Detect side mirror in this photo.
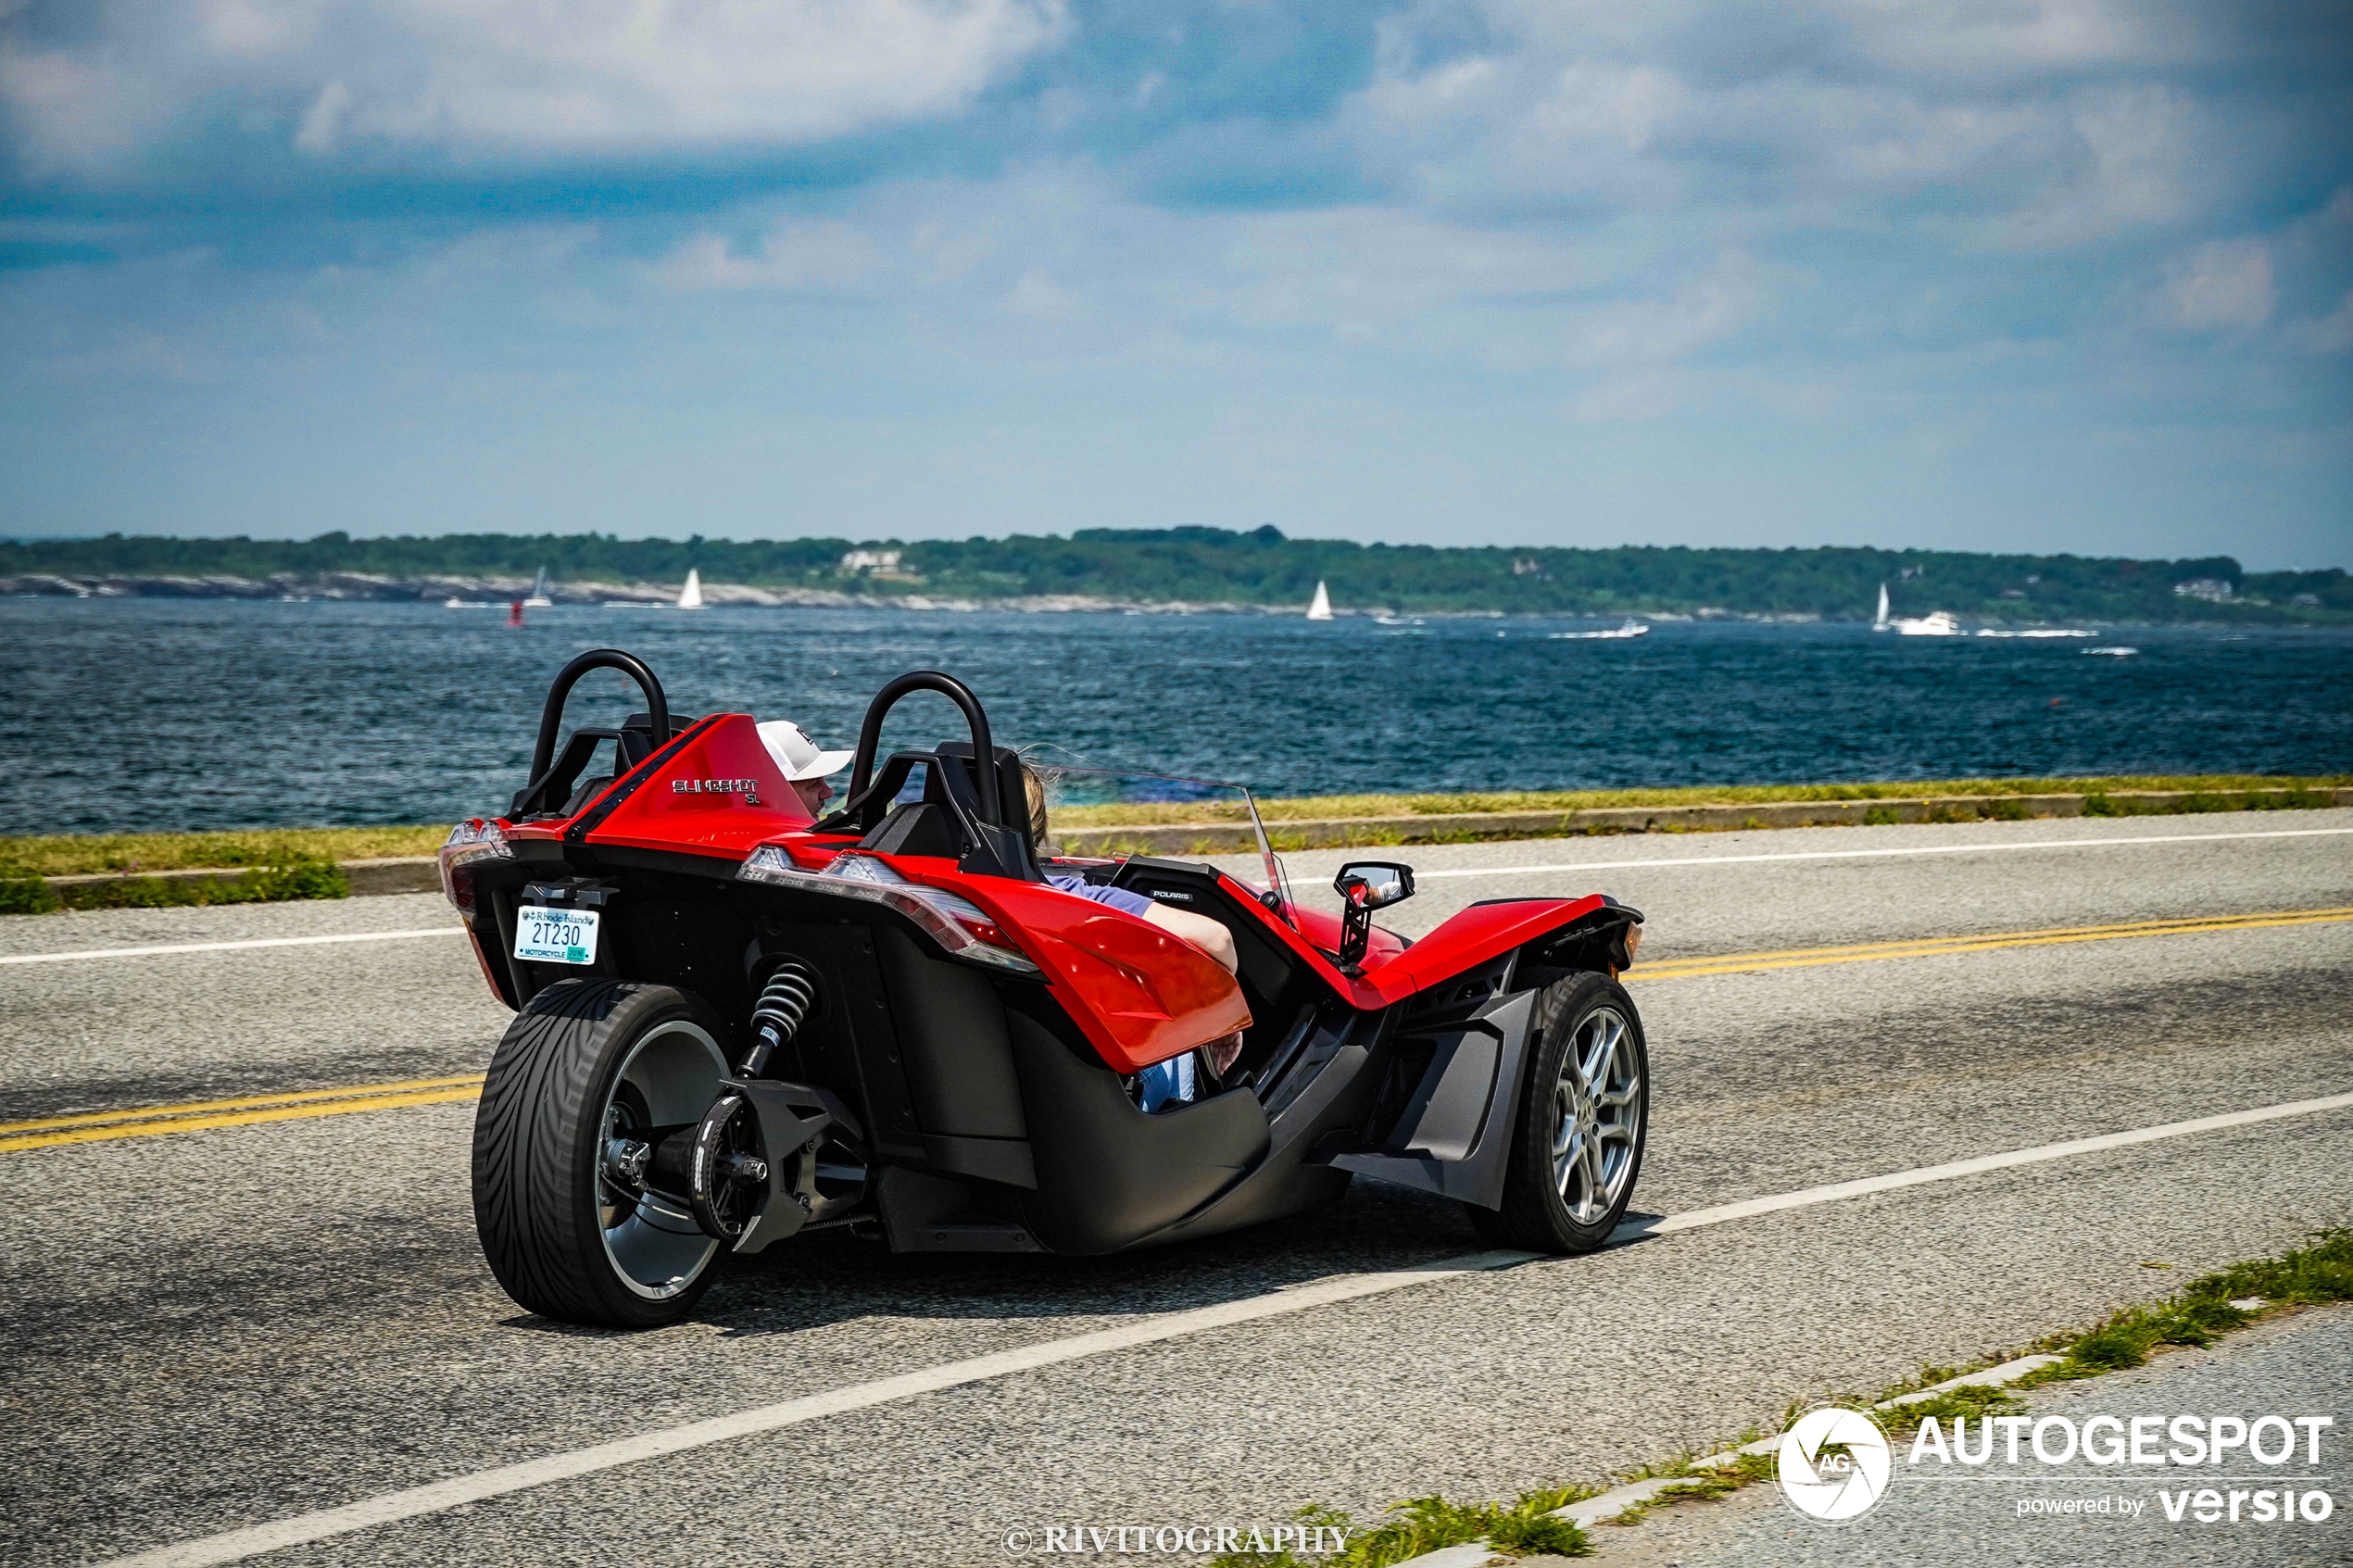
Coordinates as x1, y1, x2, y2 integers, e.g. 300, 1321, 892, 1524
1335, 861, 1415, 909
1334, 860, 1415, 969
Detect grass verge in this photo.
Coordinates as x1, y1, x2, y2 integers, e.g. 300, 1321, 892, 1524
1208, 1490, 1596, 1568
0, 826, 447, 879
0, 772, 2342, 878
1214, 1229, 2353, 1565
1053, 774, 2347, 829
0, 854, 347, 915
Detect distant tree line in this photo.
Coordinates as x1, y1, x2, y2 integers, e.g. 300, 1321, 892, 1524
3, 527, 2347, 623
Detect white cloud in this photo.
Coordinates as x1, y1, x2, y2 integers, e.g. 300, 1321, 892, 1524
201, 0, 325, 58
1337, 0, 2237, 257
0, 44, 175, 176
650, 168, 1756, 392
2287, 289, 2353, 357
2, 0, 1065, 171
658, 220, 886, 292
2150, 238, 2275, 333
294, 78, 350, 153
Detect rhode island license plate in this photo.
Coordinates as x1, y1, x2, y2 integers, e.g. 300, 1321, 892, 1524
513, 906, 599, 965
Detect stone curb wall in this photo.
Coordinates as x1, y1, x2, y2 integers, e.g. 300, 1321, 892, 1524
41, 856, 441, 897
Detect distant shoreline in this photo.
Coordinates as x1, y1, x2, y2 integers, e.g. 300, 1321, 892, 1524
6, 528, 2347, 626
6, 576, 2347, 632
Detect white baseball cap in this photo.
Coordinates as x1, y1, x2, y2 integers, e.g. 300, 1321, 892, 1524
757, 720, 856, 782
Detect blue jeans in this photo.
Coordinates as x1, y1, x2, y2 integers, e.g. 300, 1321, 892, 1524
1135, 1051, 1197, 1113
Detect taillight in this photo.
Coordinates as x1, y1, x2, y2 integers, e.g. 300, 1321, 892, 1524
438, 819, 514, 924
736, 847, 1041, 976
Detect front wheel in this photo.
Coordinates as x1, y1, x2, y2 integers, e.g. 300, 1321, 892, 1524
1468, 972, 1648, 1252
472, 979, 735, 1328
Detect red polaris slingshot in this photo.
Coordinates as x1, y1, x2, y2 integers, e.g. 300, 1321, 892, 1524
446, 651, 1650, 1328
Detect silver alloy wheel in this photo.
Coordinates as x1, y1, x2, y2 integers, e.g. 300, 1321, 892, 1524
1552, 1004, 1642, 1225
597, 1018, 727, 1299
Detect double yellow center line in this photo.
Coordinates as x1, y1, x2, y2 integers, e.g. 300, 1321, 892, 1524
4, 906, 2345, 1156
1630, 906, 2353, 983
0, 1075, 485, 1155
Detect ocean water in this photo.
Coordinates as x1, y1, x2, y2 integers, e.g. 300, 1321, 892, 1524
2, 598, 2347, 836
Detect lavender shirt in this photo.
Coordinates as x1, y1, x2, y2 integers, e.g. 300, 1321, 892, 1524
1046, 873, 1155, 919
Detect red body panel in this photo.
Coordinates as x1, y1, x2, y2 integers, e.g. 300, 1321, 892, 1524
1365, 895, 1609, 995
1225, 883, 1604, 1008
940, 872, 1252, 1073
582, 714, 817, 856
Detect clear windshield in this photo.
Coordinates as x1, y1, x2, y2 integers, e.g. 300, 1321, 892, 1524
1030, 764, 1294, 920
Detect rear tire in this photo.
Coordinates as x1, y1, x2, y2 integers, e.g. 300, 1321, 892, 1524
1466, 972, 1647, 1253
472, 979, 735, 1328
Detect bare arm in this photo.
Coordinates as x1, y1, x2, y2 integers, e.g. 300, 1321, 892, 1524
1141, 903, 1238, 974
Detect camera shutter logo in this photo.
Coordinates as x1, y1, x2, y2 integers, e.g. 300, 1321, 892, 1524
1776, 1406, 1894, 1524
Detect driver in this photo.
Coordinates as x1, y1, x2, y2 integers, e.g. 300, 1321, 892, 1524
1022, 765, 1246, 1109
756, 720, 855, 818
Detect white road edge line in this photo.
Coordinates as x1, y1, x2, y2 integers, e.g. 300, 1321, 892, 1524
96, 1089, 2353, 1568
1632, 1091, 2353, 1237
1410, 825, 2353, 880
0, 928, 463, 966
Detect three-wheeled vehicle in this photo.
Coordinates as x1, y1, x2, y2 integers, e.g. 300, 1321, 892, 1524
447, 652, 1649, 1327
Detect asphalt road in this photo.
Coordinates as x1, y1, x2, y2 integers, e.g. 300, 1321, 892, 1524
2, 809, 2348, 1568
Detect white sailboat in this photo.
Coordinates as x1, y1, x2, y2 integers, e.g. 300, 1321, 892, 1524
676, 569, 706, 610
1304, 581, 1333, 621
522, 568, 553, 608
1872, 583, 1891, 632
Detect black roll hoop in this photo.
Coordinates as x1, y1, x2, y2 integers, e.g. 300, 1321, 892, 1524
816, 670, 1037, 880
511, 649, 670, 817
840, 670, 1003, 826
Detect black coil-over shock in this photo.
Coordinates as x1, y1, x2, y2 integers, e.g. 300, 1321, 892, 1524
739, 957, 819, 1076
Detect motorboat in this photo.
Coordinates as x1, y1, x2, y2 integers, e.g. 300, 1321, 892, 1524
1550, 620, 1651, 640
1893, 610, 1963, 636
1974, 628, 2095, 638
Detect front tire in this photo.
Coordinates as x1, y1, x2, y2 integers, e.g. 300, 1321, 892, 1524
1468, 972, 1648, 1252
472, 979, 735, 1328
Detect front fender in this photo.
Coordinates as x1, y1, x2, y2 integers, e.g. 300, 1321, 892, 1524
1363, 894, 1635, 993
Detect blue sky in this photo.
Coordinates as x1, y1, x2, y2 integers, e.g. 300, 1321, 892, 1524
2, 0, 2348, 568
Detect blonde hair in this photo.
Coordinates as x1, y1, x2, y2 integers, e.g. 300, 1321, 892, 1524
1021, 763, 1050, 847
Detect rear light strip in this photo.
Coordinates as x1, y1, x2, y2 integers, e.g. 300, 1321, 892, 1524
736, 847, 1041, 976
438, 820, 515, 923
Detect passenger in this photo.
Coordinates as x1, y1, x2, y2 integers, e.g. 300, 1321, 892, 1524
1022, 766, 1246, 1110
756, 720, 855, 818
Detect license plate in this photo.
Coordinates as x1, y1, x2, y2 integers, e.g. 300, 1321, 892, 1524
514, 906, 599, 965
